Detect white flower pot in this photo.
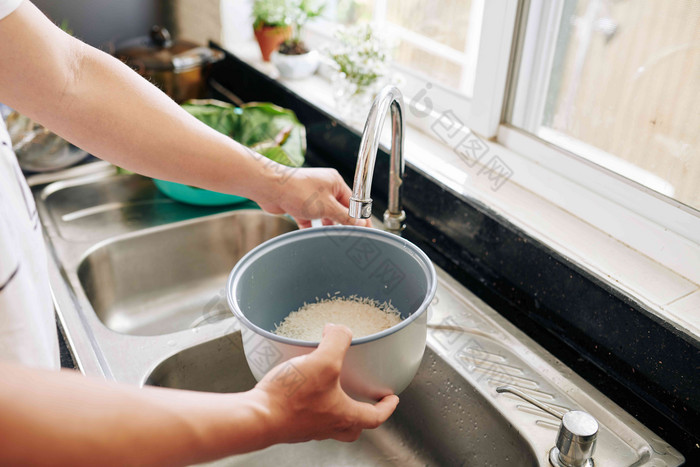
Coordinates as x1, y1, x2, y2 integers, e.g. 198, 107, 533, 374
271, 49, 320, 80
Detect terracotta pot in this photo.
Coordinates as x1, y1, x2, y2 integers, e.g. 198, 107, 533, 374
254, 25, 292, 62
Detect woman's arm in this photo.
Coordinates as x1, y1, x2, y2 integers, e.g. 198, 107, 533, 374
0, 325, 398, 466
0, 1, 367, 227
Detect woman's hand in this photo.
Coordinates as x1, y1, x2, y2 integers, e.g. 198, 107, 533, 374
256, 167, 372, 228
250, 324, 399, 444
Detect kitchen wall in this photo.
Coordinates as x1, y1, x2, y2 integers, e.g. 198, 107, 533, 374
32, 0, 162, 49
163, 0, 222, 46
32, 0, 222, 49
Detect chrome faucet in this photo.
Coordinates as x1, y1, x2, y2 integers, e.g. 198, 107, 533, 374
348, 85, 406, 234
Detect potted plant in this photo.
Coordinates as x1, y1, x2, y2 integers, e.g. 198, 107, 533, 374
270, 0, 325, 79
252, 0, 295, 61
326, 23, 393, 124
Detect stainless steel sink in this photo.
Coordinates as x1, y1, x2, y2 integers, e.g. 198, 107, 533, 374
30, 167, 299, 383
147, 333, 538, 466
77, 211, 296, 336
30, 164, 684, 466
42, 172, 240, 243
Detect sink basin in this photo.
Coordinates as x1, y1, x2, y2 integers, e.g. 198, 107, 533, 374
77, 210, 297, 336
146, 333, 538, 467
43, 174, 245, 243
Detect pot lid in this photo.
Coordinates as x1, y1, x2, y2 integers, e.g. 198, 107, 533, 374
114, 26, 223, 72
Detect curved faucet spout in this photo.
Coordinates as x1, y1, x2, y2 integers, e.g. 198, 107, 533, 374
348, 85, 406, 234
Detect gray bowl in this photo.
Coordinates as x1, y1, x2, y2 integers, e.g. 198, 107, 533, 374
227, 226, 437, 401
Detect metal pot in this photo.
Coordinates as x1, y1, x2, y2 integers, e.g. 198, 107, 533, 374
5, 111, 88, 172
227, 226, 437, 402
114, 26, 224, 103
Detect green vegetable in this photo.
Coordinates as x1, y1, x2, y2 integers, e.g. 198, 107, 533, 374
181, 99, 306, 168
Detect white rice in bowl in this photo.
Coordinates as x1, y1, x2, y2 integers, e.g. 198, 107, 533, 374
273, 295, 402, 342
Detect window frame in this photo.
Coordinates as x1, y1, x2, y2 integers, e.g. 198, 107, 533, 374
499, 0, 700, 275
497, 124, 700, 284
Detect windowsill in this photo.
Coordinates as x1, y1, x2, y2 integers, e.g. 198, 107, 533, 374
223, 40, 700, 341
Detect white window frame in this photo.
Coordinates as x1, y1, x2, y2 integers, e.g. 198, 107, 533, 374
497, 125, 700, 283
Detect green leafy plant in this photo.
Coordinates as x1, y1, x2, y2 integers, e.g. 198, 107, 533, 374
326, 23, 390, 93
254, 0, 325, 53
182, 99, 306, 167
281, 0, 325, 53
252, 0, 297, 30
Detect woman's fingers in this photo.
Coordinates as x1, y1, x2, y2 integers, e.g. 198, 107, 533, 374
351, 395, 400, 429
294, 195, 360, 228
314, 324, 352, 369
335, 177, 353, 208
326, 198, 369, 226
331, 173, 373, 227
315, 325, 399, 429
331, 427, 363, 443
294, 217, 312, 229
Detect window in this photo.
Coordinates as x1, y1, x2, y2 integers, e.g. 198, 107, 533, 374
309, 0, 517, 136
324, 0, 482, 95
508, 0, 700, 212
314, 0, 699, 218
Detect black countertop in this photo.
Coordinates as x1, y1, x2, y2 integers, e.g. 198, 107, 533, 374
56, 317, 76, 370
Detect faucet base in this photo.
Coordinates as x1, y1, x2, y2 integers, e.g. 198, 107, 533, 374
550, 447, 594, 467
383, 210, 406, 234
